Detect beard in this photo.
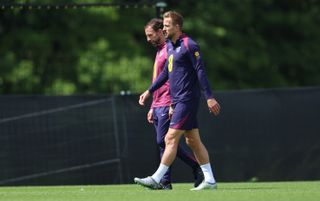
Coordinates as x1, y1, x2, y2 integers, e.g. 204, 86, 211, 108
150, 37, 161, 47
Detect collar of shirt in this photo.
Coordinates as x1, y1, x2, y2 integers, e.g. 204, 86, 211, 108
157, 42, 166, 51
179, 33, 187, 40
170, 33, 187, 47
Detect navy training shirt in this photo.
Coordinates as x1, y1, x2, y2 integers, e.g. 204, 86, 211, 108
149, 34, 214, 104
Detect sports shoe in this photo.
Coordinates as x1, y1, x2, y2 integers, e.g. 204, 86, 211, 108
160, 182, 173, 190
159, 179, 173, 190
193, 167, 204, 187
134, 176, 162, 190
190, 181, 217, 191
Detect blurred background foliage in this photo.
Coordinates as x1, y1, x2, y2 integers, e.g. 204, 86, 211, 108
0, 0, 319, 95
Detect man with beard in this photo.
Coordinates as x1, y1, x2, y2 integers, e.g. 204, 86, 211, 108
142, 18, 203, 190
135, 11, 220, 190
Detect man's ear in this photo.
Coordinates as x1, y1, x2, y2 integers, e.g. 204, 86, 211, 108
175, 24, 181, 31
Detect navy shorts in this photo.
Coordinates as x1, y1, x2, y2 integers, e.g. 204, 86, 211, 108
170, 98, 199, 130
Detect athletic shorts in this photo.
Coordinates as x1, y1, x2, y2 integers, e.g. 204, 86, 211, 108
169, 98, 199, 130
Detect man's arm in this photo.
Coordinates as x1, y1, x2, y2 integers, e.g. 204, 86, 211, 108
188, 41, 220, 116
188, 42, 214, 100
148, 62, 169, 94
139, 62, 169, 106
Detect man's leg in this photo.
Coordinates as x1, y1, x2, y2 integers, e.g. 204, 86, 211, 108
154, 128, 184, 178
156, 106, 202, 187
134, 128, 184, 189
176, 145, 198, 167
176, 145, 203, 187
185, 129, 217, 190
184, 129, 210, 164
154, 106, 172, 189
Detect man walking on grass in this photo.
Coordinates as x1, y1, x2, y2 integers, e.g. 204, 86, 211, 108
143, 18, 204, 190
135, 11, 220, 191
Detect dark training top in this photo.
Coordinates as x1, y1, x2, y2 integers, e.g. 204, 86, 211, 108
149, 34, 214, 104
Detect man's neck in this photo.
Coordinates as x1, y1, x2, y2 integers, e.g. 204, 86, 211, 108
171, 32, 183, 44
157, 39, 166, 49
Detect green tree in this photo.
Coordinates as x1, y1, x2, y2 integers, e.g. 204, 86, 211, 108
0, 0, 319, 95
167, 0, 320, 89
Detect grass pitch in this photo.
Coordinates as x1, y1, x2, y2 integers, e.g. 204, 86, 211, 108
0, 181, 319, 201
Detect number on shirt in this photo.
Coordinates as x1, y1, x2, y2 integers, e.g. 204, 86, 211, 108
168, 54, 173, 72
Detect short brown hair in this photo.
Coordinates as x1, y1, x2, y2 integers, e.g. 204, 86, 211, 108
145, 18, 163, 31
163, 11, 183, 29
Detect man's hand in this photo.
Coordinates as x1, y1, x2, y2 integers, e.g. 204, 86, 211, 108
207, 98, 220, 116
147, 109, 154, 123
139, 90, 151, 106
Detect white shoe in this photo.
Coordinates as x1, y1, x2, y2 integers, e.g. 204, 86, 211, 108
134, 176, 162, 190
190, 181, 217, 191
